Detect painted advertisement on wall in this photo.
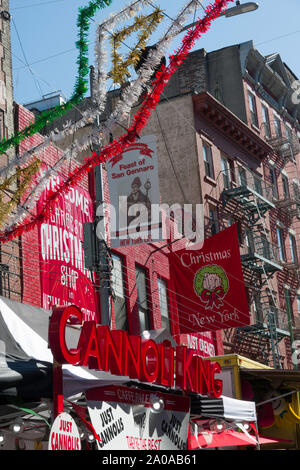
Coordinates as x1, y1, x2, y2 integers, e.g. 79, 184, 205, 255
38, 166, 98, 322
106, 135, 161, 248
169, 224, 250, 333
86, 385, 190, 450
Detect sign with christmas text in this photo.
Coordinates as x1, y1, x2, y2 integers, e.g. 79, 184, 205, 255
169, 225, 250, 333
38, 166, 98, 322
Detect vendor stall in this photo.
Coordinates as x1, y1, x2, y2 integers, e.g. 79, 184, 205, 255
0, 297, 273, 451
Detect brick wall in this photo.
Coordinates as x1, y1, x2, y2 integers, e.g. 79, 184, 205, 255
17, 104, 90, 308
0, 1, 21, 302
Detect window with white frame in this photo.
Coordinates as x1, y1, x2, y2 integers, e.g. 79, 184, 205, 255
157, 277, 170, 331
289, 233, 298, 263
208, 205, 219, 236
248, 92, 258, 127
282, 174, 289, 199
135, 265, 150, 333
276, 226, 286, 262
269, 165, 278, 198
296, 295, 300, 318
202, 141, 214, 179
274, 115, 282, 137
221, 155, 234, 190
111, 254, 128, 330
262, 104, 271, 138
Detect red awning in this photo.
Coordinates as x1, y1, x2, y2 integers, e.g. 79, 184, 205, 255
188, 430, 290, 449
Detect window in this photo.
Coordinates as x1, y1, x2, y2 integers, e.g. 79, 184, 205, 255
248, 92, 258, 127
289, 233, 298, 263
157, 278, 170, 331
202, 142, 214, 179
269, 166, 278, 198
221, 155, 234, 190
274, 116, 282, 137
276, 227, 286, 262
284, 288, 293, 332
238, 166, 247, 186
282, 174, 289, 199
296, 295, 300, 318
0, 264, 10, 298
253, 292, 263, 323
111, 254, 128, 330
262, 104, 271, 138
0, 111, 5, 141
135, 265, 150, 333
208, 206, 219, 236
285, 124, 292, 143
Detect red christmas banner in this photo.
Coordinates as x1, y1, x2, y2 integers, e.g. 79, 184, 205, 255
169, 224, 250, 333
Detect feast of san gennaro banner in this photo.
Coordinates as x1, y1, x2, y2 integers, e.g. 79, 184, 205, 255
86, 385, 190, 451
106, 135, 161, 248
38, 166, 98, 322
169, 224, 250, 333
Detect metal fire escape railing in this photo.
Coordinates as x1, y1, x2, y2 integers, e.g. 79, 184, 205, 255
272, 179, 300, 222
264, 125, 300, 162
221, 167, 287, 368
221, 166, 275, 225
240, 233, 283, 275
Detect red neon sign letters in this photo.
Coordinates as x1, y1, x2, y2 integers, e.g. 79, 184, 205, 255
48, 305, 223, 398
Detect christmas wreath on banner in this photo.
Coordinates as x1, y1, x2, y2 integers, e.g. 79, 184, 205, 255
0, 0, 233, 242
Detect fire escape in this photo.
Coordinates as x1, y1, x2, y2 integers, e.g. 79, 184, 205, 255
221, 164, 288, 368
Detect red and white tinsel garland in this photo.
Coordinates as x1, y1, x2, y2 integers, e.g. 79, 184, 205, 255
0, 0, 232, 243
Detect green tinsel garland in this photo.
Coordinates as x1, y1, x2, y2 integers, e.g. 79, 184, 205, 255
0, 0, 112, 156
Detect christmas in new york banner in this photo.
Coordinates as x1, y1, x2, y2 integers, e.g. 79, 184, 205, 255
169, 224, 250, 333
38, 166, 98, 322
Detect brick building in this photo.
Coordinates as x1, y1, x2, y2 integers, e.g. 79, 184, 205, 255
140, 41, 300, 369
37, 40, 300, 369
0, 1, 20, 302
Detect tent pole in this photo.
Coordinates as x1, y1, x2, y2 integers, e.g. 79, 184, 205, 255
53, 360, 64, 419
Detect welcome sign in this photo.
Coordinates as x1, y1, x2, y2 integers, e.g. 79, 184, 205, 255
38, 166, 98, 322
169, 225, 250, 333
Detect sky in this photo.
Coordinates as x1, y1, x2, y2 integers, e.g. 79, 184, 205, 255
9, 0, 300, 106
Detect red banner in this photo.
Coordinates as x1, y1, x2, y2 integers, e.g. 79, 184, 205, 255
38, 170, 98, 322
169, 225, 250, 333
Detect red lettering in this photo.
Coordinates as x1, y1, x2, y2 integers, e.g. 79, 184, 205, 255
98, 326, 124, 375
141, 340, 159, 383
175, 347, 198, 392
48, 305, 82, 364
198, 359, 211, 395
48, 306, 223, 395
79, 322, 102, 369
122, 332, 141, 379
158, 344, 174, 387
210, 362, 223, 398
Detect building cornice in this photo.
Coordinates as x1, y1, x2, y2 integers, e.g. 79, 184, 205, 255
193, 92, 273, 160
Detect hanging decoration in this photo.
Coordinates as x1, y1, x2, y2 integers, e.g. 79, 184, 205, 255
1, 0, 202, 226
0, 0, 112, 156
109, 8, 164, 85
0, 159, 41, 229
0, 0, 232, 242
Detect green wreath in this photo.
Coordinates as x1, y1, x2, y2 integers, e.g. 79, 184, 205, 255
194, 264, 229, 298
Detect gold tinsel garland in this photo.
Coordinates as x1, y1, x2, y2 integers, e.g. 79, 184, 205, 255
0, 159, 41, 229
110, 8, 164, 85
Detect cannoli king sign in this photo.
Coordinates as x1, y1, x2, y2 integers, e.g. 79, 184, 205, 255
48, 305, 223, 398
